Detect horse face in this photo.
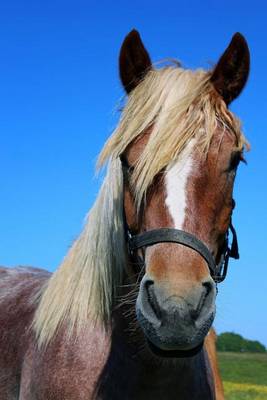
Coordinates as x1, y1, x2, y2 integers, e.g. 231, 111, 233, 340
123, 124, 244, 352
119, 30, 249, 353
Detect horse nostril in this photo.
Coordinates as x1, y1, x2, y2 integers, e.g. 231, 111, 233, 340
202, 280, 213, 297
190, 280, 214, 321
144, 279, 161, 321
144, 279, 154, 300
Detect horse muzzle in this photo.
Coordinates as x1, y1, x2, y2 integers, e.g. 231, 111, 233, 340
136, 273, 216, 354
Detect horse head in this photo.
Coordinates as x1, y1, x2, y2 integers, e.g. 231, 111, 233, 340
115, 30, 250, 354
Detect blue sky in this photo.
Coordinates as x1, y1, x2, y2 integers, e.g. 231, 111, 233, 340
0, 1, 266, 346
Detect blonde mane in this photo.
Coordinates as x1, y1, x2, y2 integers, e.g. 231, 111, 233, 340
99, 66, 247, 208
34, 65, 247, 345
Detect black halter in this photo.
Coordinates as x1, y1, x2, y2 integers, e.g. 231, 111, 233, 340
121, 156, 239, 283
127, 222, 239, 283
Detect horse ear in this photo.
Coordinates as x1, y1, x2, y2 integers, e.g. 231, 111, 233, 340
211, 33, 250, 104
119, 30, 152, 94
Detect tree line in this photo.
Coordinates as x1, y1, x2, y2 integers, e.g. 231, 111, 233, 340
216, 332, 266, 353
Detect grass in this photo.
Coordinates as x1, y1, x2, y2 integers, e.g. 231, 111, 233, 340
218, 352, 267, 400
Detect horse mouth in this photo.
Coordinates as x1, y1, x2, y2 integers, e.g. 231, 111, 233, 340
146, 338, 204, 358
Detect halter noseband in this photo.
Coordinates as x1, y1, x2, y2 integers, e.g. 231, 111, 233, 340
127, 223, 239, 283
121, 156, 239, 283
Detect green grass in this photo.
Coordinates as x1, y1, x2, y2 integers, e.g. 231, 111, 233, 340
218, 352, 267, 399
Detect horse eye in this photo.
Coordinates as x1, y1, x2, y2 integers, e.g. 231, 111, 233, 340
228, 151, 244, 172
120, 155, 134, 176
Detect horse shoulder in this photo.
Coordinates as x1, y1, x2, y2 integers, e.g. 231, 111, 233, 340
0, 266, 50, 400
20, 324, 111, 400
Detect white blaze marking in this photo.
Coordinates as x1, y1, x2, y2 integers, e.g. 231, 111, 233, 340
165, 142, 194, 229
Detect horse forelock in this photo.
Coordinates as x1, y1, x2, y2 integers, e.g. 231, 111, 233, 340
99, 65, 248, 210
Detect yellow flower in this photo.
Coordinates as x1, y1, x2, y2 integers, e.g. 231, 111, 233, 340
224, 381, 267, 399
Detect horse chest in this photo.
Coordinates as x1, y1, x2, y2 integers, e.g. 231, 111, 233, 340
95, 346, 215, 400
96, 366, 214, 400
19, 334, 214, 400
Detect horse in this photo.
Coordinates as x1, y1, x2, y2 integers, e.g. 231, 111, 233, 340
0, 30, 250, 399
